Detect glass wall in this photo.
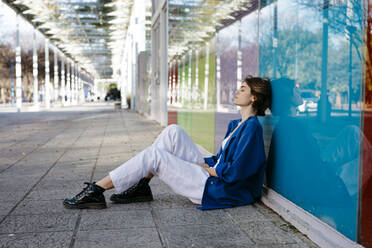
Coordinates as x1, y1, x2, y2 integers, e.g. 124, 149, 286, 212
262, 0, 363, 241
167, 0, 369, 244
168, 41, 216, 152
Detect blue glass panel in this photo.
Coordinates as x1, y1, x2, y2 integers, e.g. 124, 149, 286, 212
260, 0, 363, 240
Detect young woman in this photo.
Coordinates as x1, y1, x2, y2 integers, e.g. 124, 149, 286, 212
63, 76, 272, 210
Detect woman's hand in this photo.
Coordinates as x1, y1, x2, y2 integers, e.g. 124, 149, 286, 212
205, 167, 218, 177
200, 163, 209, 169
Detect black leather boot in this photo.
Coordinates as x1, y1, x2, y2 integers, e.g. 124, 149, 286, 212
63, 182, 107, 209
110, 177, 153, 204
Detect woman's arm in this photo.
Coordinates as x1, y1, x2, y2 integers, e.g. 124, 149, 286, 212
215, 123, 265, 183
200, 163, 210, 169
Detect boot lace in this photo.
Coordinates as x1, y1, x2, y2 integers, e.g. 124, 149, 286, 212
74, 182, 93, 200
122, 182, 139, 195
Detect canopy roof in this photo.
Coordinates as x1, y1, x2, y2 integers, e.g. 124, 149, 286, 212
168, 0, 258, 59
4, 0, 136, 79
3, 0, 257, 78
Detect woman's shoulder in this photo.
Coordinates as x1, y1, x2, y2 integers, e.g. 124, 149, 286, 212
243, 116, 261, 132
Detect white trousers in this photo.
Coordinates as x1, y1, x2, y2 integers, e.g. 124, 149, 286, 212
109, 124, 210, 204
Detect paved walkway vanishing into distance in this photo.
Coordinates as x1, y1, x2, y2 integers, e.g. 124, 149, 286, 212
0, 103, 318, 248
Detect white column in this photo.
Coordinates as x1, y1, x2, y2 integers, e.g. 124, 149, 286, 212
181, 55, 186, 105
160, 7, 168, 126
45, 38, 50, 109
15, 15, 22, 112
195, 49, 199, 104
54, 48, 58, 103
73, 63, 76, 104
61, 56, 65, 105
70, 61, 73, 104
77, 65, 80, 103
237, 20, 242, 90
66, 60, 71, 105
121, 58, 128, 108
74, 63, 77, 104
79, 66, 84, 103
172, 60, 176, 105
203, 42, 209, 110
176, 59, 180, 105
71, 62, 75, 104
216, 36, 221, 111
32, 27, 39, 109
188, 49, 192, 103
167, 63, 171, 106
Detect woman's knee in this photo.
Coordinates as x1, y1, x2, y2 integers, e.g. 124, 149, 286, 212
161, 124, 181, 136
167, 124, 184, 134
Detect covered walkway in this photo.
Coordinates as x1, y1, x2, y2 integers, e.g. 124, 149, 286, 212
0, 105, 317, 247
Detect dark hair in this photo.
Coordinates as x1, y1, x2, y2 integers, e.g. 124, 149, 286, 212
243, 76, 272, 116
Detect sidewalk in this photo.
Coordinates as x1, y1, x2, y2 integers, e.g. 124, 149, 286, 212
0, 103, 318, 248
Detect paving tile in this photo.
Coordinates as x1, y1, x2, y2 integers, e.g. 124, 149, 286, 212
34, 179, 87, 191
94, 164, 123, 173
84, 201, 152, 213
0, 213, 78, 233
11, 199, 72, 216
150, 194, 196, 209
0, 157, 19, 167
0, 231, 73, 248
26, 188, 81, 201
225, 205, 271, 223
150, 182, 177, 196
0, 202, 18, 216
0, 164, 50, 177
78, 210, 155, 231
57, 157, 98, 166
253, 201, 287, 223
0, 176, 39, 192
45, 168, 94, 180
154, 208, 233, 226
95, 155, 131, 168
254, 243, 315, 248
74, 228, 162, 248
0, 190, 27, 202
239, 221, 296, 245
160, 223, 254, 248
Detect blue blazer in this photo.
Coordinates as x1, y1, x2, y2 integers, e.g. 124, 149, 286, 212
197, 115, 266, 210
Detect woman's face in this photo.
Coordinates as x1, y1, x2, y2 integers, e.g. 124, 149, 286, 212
233, 82, 256, 107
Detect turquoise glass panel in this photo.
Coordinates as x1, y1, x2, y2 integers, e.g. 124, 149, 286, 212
260, 0, 363, 240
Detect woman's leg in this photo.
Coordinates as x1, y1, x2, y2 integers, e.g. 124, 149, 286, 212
96, 175, 114, 190
129, 124, 205, 181
64, 124, 208, 208
109, 145, 209, 203
152, 124, 205, 164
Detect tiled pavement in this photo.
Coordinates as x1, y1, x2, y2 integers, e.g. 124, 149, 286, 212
0, 103, 319, 248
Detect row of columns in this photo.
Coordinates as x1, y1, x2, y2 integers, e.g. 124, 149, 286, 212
168, 20, 244, 112
14, 14, 89, 112
168, 41, 211, 111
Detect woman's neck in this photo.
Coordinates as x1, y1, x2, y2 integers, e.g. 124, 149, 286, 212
239, 105, 256, 122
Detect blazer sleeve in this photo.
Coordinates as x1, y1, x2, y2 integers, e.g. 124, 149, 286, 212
215, 123, 264, 183
203, 121, 233, 167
